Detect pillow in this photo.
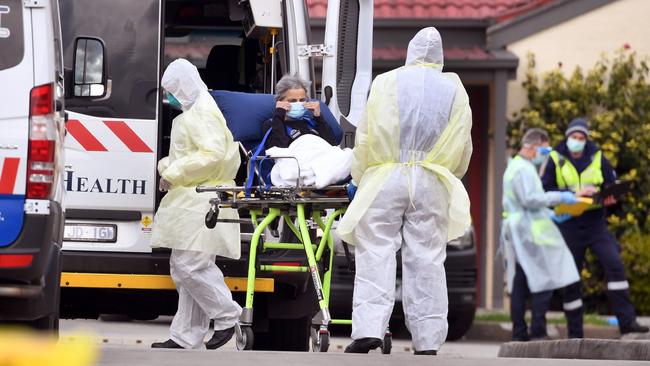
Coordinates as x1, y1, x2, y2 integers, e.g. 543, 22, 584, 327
210, 90, 343, 145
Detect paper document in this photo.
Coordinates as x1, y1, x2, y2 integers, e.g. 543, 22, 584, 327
555, 197, 594, 217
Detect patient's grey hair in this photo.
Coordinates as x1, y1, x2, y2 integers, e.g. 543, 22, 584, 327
275, 74, 310, 101
522, 128, 549, 147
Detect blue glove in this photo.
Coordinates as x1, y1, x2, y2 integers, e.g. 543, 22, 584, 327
551, 213, 572, 224
559, 191, 577, 204
347, 183, 357, 201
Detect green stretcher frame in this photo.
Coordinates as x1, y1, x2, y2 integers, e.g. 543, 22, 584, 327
245, 206, 349, 325
196, 184, 354, 336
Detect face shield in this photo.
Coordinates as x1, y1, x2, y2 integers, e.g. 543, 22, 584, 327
161, 58, 208, 111
405, 27, 444, 67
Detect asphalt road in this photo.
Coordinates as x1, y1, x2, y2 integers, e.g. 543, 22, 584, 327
93, 347, 646, 366
56, 317, 648, 365
60, 317, 497, 356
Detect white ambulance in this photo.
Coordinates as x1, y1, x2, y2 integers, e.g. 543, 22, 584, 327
59, 0, 372, 350
0, 0, 66, 333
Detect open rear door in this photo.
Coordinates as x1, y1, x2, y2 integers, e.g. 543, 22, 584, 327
282, 0, 313, 91
321, 0, 373, 148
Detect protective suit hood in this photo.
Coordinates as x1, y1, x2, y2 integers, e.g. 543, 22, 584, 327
405, 27, 444, 67
161, 58, 208, 111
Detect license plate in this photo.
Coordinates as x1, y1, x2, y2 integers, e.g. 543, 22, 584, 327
64, 224, 117, 242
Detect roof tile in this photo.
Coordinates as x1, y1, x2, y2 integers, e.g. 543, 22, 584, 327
306, 0, 551, 19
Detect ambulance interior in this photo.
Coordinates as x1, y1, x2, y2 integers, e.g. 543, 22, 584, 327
160, 0, 300, 178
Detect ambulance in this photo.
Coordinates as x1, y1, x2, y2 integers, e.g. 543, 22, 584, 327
59, 0, 372, 350
0, 0, 66, 333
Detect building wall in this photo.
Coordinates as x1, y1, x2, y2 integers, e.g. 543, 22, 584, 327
506, 0, 650, 117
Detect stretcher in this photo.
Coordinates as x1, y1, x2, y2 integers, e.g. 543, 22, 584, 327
197, 153, 392, 353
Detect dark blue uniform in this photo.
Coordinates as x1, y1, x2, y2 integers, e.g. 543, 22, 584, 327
542, 140, 637, 338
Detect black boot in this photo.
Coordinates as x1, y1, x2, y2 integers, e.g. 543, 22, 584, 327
344, 338, 383, 353
621, 321, 650, 335
151, 339, 184, 349
206, 326, 236, 350
414, 350, 437, 355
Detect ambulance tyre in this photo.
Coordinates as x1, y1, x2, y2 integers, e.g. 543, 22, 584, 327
253, 316, 310, 351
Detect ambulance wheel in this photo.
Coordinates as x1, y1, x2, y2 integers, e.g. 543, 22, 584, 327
236, 325, 254, 351
311, 327, 329, 352
381, 332, 392, 354
205, 207, 219, 229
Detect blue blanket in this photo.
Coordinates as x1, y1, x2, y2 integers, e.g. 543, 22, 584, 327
210, 90, 342, 151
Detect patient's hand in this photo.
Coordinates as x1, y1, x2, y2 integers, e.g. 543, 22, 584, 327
276, 101, 291, 111
304, 101, 320, 117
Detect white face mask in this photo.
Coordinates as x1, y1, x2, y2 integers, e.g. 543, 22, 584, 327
567, 137, 586, 153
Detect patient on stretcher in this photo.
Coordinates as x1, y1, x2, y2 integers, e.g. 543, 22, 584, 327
262, 75, 353, 188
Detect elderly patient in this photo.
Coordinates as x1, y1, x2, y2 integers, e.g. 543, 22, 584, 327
261, 75, 352, 188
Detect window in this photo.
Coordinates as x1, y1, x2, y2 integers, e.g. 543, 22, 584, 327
0, 0, 24, 71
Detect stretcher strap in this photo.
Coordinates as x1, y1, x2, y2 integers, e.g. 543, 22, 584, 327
245, 128, 273, 197
259, 156, 274, 192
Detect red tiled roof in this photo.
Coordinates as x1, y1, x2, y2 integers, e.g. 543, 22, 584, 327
306, 0, 553, 20
374, 46, 489, 61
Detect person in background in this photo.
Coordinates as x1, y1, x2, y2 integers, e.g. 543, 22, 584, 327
542, 118, 649, 337
501, 128, 580, 342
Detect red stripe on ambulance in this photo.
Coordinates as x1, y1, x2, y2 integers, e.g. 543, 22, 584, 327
104, 121, 153, 153
66, 119, 108, 152
0, 157, 20, 194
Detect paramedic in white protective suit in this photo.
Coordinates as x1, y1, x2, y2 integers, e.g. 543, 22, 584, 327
150, 59, 242, 350
337, 27, 473, 355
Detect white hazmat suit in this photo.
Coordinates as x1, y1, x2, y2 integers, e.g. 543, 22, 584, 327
337, 28, 473, 352
151, 59, 242, 349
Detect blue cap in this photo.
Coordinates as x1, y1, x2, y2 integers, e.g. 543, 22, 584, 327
566, 118, 590, 137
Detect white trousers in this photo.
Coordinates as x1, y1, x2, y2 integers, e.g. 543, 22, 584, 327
351, 167, 449, 351
169, 249, 242, 349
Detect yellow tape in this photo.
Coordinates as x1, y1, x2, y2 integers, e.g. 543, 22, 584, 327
60, 272, 274, 292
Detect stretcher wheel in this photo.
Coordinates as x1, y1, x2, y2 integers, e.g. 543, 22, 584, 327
236, 324, 254, 351
310, 327, 330, 352
381, 332, 392, 354
205, 206, 219, 229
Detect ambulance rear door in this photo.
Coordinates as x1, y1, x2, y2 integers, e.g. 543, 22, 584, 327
60, 0, 161, 252
320, 0, 373, 147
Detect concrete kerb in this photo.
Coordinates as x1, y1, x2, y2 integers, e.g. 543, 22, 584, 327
498, 339, 650, 361
464, 321, 619, 343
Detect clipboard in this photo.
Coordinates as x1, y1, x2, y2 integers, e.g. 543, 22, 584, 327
592, 181, 632, 203
554, 197, 594, 217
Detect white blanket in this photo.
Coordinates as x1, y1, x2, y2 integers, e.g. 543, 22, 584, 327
266, 134, 353, 188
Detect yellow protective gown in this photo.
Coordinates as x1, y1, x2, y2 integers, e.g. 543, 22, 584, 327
337, 27, 473, 353
151, 88, 241, 258
337, 63, 472, 245
150, 59, 242, 349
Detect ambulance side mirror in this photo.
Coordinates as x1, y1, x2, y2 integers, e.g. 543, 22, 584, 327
73, 37, 107, 98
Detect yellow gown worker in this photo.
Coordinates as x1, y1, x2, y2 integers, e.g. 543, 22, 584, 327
337, 27, 473, 355
150, 59, 242, 350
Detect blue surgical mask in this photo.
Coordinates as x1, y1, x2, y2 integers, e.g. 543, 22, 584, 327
287, 102, 306, 119
567, 137, 586, 153
532, 146, 551, 166
532, 154, 547, 167
166, 92, 182, 110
